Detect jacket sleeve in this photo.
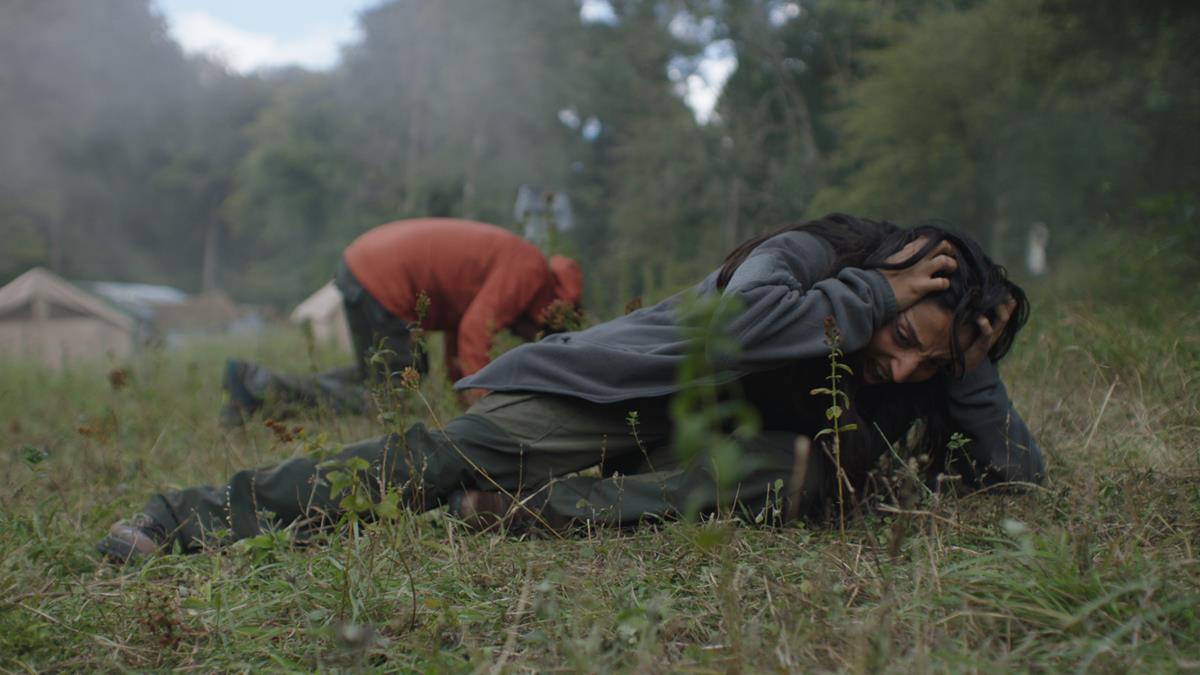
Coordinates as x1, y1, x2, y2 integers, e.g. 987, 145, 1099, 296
716, 231, 898, 371
456, 254, 550, 377
943, 360, 1045, 486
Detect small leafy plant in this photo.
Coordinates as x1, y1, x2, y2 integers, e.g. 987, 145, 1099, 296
810, 316, 857, 535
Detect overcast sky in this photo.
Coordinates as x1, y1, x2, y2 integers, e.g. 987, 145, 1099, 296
153, 0, 731, 122
154, 0, 378, 72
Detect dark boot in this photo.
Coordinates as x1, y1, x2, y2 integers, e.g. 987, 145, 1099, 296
219, 359, 263, 428
96, 515, 167, 564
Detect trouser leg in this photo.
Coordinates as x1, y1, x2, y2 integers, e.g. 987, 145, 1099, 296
224, 262, 426, 418
144, 434, 399, 551
337, 259, 426, 382
241, 362, 369, 415
142, 412, 537, 552
237, 295, 417, 414
437, 393, 672, 494
538, 431, 831, 527
143, 392, 650, 551
446, 393, 830, 527
148, 390, 837, 551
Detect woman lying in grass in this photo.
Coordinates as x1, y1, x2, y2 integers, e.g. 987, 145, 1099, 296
98, 213, 1043, 562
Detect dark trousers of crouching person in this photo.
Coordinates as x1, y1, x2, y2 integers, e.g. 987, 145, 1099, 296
226, 259, 426, 419
141, 385, 969, 552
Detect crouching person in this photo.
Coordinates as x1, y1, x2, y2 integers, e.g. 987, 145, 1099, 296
219, 217, 583, 425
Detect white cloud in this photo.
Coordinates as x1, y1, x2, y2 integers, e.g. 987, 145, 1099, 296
580, 0, 617, 25
679, 40, 738, 125
769, 2, 803, 26
667, 11, 718, 44
558, 107, 582, 129
168, 11, 357, 72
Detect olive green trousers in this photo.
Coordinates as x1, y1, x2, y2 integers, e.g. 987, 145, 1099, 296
145, 393, 828, 551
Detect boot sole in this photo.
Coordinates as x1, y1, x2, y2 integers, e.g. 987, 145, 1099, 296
95, 534, 147, 565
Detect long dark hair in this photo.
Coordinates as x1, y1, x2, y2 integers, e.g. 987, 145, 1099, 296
717, 213, 1029, 374
717, 213, 899, 289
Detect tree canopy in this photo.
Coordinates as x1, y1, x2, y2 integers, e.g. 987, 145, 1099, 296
2, 0, 1195, 309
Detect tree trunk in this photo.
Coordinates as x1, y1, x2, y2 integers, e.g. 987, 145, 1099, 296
991, 192, 1010, 263
201, 220, 219, 291
461, 128, 486, 218
724, 175, 742, 252
47, 217, 63, 274
401, 42, 430, 215
775, 77, 820, 163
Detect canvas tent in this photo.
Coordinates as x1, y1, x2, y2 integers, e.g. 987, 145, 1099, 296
89, 283, 268, 345
154, 290, 246, 344
291, 281, 351, 353
0, 267, 137, 369
88, 281, 187, 325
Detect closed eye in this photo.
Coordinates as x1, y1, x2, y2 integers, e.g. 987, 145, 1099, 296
930, 358, 957, 376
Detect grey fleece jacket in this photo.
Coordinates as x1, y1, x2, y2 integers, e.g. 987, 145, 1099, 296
458, 231, 1044, 485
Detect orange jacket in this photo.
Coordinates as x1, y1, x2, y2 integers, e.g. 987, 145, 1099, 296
342, 218, 582, 379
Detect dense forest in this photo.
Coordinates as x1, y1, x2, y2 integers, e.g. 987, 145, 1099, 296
2, 0, 1196, 312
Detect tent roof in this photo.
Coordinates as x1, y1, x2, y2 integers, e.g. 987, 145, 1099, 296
87, 281, 187, 321
0, 267, 136, 332
155, 290, 242, 330
291, 281, 343, 322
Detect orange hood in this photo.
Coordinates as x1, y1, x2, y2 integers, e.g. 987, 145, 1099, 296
548, 255, 582, 305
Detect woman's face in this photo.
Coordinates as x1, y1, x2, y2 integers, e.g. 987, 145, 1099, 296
858, 300, 970, 385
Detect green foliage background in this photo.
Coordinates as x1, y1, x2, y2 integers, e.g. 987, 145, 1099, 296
2, 0, 1196, 310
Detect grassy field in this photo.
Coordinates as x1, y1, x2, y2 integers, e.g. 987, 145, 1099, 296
2, 288, 1199, 672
